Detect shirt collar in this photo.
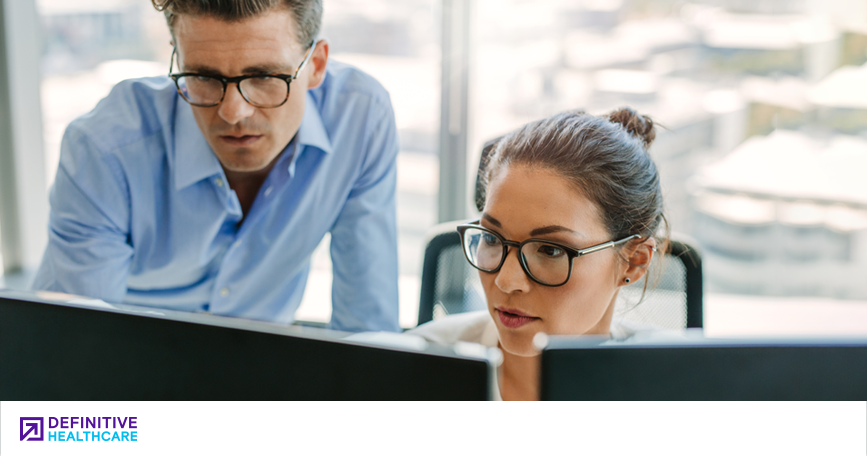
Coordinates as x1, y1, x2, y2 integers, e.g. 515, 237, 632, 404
173, 92, 332, 191
295, 92, 333, 156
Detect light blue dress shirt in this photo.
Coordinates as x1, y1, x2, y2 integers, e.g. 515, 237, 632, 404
32, 61, 400, 332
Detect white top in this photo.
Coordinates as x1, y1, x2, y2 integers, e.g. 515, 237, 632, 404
406, 311, 501, 348
407, 310, 658, 347
406, 311, 679, 400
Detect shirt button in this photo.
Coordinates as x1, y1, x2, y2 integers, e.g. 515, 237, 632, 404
215, 178, 224, 187
220, 287, 230, 297
264, 186, 273, 197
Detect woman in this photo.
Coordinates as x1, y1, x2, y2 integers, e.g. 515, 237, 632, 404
409, 107, 667, 400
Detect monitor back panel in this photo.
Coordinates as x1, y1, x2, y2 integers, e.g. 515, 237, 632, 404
0, 295, 490, 400
541, 343, 867, 400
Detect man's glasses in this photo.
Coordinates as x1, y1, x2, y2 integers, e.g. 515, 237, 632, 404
168, 40, 317, 108
457, 220, 641, 287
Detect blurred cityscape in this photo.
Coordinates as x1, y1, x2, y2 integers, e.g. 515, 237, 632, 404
30, 0, 867, 325
467, 0, 867, 300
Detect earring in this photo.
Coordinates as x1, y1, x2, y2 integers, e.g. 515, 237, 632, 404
624, 278, 631, 284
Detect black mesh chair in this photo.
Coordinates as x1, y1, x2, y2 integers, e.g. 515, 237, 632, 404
418, 139, 703, 328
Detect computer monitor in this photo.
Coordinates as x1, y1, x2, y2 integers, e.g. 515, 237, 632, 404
539, 334, 867, 400
0, 290, 497, 400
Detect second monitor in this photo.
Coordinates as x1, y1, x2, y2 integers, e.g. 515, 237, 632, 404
540, 335, 867, 400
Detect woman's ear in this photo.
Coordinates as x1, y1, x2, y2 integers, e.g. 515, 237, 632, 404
620, 238, 656, 286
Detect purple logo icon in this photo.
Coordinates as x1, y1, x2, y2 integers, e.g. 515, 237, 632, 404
20, 417, 44, 441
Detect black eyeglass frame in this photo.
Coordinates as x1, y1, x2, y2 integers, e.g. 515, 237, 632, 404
167, 39, 318, 108
456, 220, 641, 287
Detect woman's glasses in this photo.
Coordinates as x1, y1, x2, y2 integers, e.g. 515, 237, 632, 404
457, 220, 640, 287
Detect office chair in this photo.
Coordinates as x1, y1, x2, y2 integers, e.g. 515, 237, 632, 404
418, 139, 703, 329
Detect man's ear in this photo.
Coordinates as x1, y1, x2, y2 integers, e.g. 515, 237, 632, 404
306, 39, 329, 90
619, 238, 657, 286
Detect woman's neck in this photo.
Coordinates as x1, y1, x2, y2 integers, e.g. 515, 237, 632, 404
499, 347, 540, 401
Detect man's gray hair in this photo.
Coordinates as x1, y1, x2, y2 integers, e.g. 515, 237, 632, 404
152, 0, 322, 46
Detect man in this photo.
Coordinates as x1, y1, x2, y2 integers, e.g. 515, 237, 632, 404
32, 0, 400, 332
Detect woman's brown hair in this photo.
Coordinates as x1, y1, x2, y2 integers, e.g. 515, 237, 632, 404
481, 107, 669, 271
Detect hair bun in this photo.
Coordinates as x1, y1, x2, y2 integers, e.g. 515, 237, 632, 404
151, 0, 170, 11
608, 107, 656, 148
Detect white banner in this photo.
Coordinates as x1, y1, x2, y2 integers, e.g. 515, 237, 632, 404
1, 401, 865, 455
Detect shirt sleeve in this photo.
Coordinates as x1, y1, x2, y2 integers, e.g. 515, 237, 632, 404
31, 125, 134, 304
328, 97, 401, 333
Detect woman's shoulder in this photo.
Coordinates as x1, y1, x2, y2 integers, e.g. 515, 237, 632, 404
406, 311, 498, 348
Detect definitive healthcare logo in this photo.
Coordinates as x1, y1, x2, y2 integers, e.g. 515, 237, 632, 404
20, 416, 138, 442
20, 417, 44, 441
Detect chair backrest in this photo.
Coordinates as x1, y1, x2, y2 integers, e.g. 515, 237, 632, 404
417, 221, 703, 329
